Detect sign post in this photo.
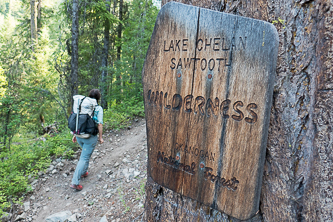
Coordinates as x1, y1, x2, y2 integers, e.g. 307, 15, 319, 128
142, 2, 278, 220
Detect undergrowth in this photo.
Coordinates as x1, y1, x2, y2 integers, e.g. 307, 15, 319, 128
104, 98, 144, 130
0, 129, 76, 217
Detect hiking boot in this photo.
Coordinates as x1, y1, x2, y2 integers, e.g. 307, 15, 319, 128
70, 184, 83, 191
81, 172, 89, 178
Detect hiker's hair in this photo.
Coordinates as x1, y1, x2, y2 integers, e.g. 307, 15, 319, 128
89, 89, 101, 102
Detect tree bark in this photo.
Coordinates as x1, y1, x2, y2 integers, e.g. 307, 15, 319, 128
116, 0, 123, 103
30, 0, 37, 48
37, 0, 41, 20
117, 0, 123, 61
70, 0, 79, 101
101, 0, 111, 109
3, 108, 11, 150
144, 0, 333, 221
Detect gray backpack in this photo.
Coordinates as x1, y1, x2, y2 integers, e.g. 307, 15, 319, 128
68, 96, 98, 138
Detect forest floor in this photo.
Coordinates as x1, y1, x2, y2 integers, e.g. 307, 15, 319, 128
11, 118, 148, 222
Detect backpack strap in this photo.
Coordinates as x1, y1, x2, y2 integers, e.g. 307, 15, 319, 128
75, 96, 86, 134
90, 100, 98, 119
78, 96, 86, 114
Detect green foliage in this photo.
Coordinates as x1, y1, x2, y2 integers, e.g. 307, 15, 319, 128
104, 97, 144, 129
90, 1, 120, 23
0, 0, 68, 148
0, 130, 76, 216
109, 0, 158, 105
0, 194, 11, 218
272, 17, 286, 29
0, 67, 6, 98
0, 0, 22, 19
140, 179, 146, 195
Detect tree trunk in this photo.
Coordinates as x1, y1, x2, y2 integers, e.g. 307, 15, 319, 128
108, 0, 117, 97
30, 0, 37, 48
144, 0, 333, 221
101, 0, 111, 109
36, 0, 42, 36
70, 0, 79, 101
3, 108, 11, 150
116, 0, 123, 103
117, 0, 123, 61
37, 0, 41, 20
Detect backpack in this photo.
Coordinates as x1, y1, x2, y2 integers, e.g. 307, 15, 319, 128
68, 95, 99, 138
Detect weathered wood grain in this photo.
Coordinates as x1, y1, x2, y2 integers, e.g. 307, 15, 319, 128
144, 0, 333, 222
142, 2, 278, 220
143, 2, 199, 195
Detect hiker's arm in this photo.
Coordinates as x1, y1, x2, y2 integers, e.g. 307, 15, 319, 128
98, 123, 104, 144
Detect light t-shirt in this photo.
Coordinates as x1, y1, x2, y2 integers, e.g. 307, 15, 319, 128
93, 105, 103, 124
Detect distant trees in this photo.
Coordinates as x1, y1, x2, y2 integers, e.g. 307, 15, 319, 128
0, 0, 158, 148
63, 0, 158, 109
0, 0, 71, 149
0, 0, 157, 216
111, 0, 158, 105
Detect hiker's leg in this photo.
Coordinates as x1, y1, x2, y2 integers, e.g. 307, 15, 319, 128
71, 138, 84, 185
81, 135, 98, 174
71, 136, 97, 185
76, 137, 84, 148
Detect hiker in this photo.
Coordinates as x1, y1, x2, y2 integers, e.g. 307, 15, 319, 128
70, 89, 104, 191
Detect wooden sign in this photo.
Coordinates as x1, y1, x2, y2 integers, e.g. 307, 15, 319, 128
142, 2, 278, 220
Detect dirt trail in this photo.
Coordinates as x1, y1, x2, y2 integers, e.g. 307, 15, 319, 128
15, 119, 148, 222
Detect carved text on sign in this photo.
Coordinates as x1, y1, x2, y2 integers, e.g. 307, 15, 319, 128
165, 37, 247, 70
170, 57, 231, 71
157, 151, 239, 191
147, 90, 258, 123
204, 167, 239, 191
163, 37, 247, 52
174, 143, 216, 162
157, 151, 196, 175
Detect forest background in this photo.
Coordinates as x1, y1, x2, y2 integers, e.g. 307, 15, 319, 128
0, 0, 159, 216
